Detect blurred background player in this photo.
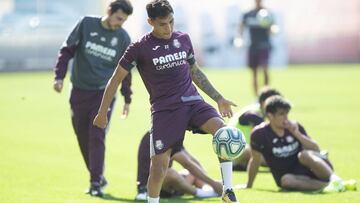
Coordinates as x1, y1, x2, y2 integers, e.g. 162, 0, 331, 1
135, 131, 222, 200
229, 87, 281, 171
237, 0, 278, 95
246, 96, 356, 192
93, 1, 239, 202
53, 0, 133, 197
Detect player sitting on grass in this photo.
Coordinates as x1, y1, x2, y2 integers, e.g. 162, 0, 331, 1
135, 131, 223, 200
246, 96, 356, 192
229, 87, 281, 171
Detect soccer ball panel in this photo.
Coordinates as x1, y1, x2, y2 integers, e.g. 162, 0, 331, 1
212, 126, 246, 160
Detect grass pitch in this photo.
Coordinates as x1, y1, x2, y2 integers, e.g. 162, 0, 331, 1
0, 64, 359, 203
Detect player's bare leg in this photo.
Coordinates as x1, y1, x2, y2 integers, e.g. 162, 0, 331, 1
200, 117, 238, 202
251, 68, 258, 95
162, 168, 197, 195
280, 174, 328, 191
147, 149, 171, 200
263, 65, 269, 86
298, 150, 332, 180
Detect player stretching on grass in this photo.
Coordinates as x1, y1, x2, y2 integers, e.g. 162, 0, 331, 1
94, 1, 239, 202
246, 96, 356, 192
53, 0, 133, 197
135, 131, 222, 200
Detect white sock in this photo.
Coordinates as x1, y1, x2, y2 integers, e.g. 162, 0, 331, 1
147, 197, 159, 203
330, 174, 341, 182
195, 188, 218, 197
220, 161, 233, 190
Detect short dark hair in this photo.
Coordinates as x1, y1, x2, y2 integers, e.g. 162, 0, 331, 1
146, 0, 174, 19
264, 95, 291, 114
258, 87, 281, 104
109, 0, 133, 15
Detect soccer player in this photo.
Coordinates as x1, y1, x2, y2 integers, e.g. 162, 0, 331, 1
93, 1, 239, 202
229, 87, 281, 171
238, 0, 277, 95
246, 96, 356, 192
135, 131, 222, 200
53, 0, 133, 197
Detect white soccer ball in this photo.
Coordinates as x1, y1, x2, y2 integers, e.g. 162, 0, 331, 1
212, 126, 246, 160
257, 9, 274, 28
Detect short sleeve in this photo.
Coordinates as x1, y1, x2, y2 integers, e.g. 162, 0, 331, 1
242, 12, 249, 25
185, 34, 196, 65
239, 111, 264, 126
250, 128, 264, 152
298, 123, 308, 137
118, 41, 139, 71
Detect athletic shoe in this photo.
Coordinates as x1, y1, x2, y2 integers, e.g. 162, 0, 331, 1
100, 177, 108, 190
85, 177, 108, 194
222, 189, 238, 203
323, 180, 345, 193
343, 179, 357, 191
88, 184, 104, 197
320, 150, 329, 159
135, 186, 147, 201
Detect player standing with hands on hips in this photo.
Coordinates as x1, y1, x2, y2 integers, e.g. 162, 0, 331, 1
94, 1, 240, 202
53, 0, 133, 197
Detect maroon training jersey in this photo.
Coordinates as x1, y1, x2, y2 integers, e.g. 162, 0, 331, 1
119, 31, 203, 112
250, 122, 308, 174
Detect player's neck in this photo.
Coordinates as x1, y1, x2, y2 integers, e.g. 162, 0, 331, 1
270, 123, 285, 137
101, 16, 112, 30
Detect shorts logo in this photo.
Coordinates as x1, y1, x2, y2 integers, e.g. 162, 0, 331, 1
155, 140, 164, 150
173, 39, 181, 48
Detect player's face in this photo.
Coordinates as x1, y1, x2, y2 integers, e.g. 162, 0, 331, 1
148, 14, 174, 40
108, 9, 129, 30
268, 108, 289, 129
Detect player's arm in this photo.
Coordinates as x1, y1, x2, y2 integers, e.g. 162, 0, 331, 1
285, 121, 320, 151
119, 73, 132, 119
247, 148, 262, 188
173, 150, 223, 195
190, 62, 236, 118
93, 65, 129, 128
53, 18, 83, 93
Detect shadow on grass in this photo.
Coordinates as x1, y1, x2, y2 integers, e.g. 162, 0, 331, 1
251, 188, 327, 195
102, 194, 221, 202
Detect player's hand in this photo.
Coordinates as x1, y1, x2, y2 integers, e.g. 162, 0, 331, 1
284, 120, 299, 134
93, 113, 108, 129
53, 79, 63, 93
233, 37, 244, 48
121, 103, 130, 119
217, 98, 237, 118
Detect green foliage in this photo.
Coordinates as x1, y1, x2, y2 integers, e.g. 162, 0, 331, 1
0, 64, 359, 202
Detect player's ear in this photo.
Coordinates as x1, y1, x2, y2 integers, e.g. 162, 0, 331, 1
107, 7, 112, 16
147, 18, 154, 26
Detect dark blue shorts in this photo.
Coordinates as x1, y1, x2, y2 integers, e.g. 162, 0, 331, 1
248, 47, 270, 69
149, 101, 220, 156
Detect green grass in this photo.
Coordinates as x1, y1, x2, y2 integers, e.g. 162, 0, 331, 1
0, 64, 359, 203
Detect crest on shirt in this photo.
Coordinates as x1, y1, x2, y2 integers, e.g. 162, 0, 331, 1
155, 140, 164, 150
173, 39, 181, 48
272, 138, 278, 144
286, 136, 294, 143
110, 37, 118, 47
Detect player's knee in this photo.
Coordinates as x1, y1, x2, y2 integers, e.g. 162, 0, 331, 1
298, 150, 311, 165
280, 174, 295, 189
150, 162, 168, 179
